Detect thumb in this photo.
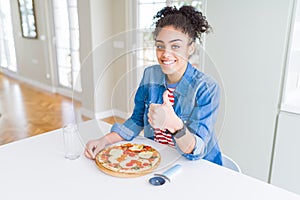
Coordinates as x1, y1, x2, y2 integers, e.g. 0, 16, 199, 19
163, 89, 172, 106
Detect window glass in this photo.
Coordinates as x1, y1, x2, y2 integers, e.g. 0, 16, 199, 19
0, 0, 17, 71
281, 0, 300, 113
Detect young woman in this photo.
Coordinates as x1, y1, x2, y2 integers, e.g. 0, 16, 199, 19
85, 5, 222, 165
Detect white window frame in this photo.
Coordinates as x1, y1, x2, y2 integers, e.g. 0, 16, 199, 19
280, 0, 300, 114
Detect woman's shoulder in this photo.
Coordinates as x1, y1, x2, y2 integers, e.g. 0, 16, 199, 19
141, 64, 164, 83
187, 64, 218, 86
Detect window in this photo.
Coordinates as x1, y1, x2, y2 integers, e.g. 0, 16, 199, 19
281, 0, 300, 114
52, 0, 81, 92
0, 0, 17, 71
18, 0, 38, 38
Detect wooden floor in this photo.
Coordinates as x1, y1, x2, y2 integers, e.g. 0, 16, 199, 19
0, 73, 125, 146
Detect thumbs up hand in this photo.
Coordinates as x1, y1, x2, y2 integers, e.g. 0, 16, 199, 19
147, 90, 183, 133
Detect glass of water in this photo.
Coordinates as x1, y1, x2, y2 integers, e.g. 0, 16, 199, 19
62, 123, 81, 160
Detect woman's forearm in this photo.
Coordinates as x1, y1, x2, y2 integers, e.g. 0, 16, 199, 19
174, 129, 196, 154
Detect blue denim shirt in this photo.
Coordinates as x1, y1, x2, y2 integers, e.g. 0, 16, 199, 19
111, 63, 222, 165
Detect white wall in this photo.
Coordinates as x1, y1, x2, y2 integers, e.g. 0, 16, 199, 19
78, 0, 130, 118
271, 111, 300, 194
77, 0, 95, 115
78, 0, 115, 117
205, 0, 293, 181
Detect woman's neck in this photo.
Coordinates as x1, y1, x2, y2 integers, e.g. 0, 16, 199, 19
166, 64, 188, 84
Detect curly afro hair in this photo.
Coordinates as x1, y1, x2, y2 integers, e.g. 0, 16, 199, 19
153, 5, 211, 43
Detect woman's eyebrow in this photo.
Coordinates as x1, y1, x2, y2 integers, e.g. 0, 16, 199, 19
169, 39, 183, 43
155, 39, 183, 43
155, 40, 164, 43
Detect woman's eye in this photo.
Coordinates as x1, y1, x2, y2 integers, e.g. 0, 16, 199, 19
172, 45, 180, 49
156, 45, 164, 49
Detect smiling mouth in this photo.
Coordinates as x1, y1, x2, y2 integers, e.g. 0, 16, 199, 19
162, 60, 176, 65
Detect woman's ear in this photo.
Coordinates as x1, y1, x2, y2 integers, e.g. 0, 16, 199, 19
188, 42, 195, 56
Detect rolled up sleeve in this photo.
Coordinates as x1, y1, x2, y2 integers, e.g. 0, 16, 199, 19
175, 134, 205, 160
111, 119, 143, 141
177, 82, 220, 160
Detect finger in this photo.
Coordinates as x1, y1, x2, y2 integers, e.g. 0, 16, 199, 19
147, 113, 154, 126
85, 145, 96, 160
148, 120, 157, 129
148, 105, 158, 118
148, 106, 153, 115
85, 141, 97, 158
84, 149, 94, 160
163, 90, 172, 106
149, 103, 154, 110
148, 118, 153, 127
148, 109, 158, 123
149, 103, 161, 110
92, 145, 103, 159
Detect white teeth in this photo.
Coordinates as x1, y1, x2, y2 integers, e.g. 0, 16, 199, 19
163, 60, 175, 65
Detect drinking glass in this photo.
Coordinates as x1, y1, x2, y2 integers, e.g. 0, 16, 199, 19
62, 123, 81, 160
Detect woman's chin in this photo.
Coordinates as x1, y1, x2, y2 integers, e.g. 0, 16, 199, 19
160, 66, 176, 75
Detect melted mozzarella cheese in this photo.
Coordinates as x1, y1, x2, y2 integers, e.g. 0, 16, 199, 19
109, 148, 123, 157
138, 151, 153, 159
129, 144, 144, 151
108, 148, 124, 164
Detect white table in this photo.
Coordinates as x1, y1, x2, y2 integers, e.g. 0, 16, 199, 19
1, 119, 300, 200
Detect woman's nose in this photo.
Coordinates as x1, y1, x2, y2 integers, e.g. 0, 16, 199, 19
161, 48, 173, 57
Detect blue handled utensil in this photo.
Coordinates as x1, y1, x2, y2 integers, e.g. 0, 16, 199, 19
149, 164, 182, 186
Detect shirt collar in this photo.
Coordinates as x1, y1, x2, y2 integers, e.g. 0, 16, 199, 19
160, 62, 195, 96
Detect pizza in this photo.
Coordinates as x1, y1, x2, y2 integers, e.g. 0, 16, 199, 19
95, 143, 161, 177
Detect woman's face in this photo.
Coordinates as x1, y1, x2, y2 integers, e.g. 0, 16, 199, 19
155, 26, 194, 83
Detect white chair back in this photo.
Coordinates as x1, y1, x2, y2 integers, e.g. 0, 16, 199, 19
222, 154, 242, 173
